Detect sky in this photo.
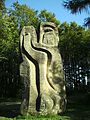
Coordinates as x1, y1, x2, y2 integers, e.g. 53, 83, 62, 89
5, 0, 88, 26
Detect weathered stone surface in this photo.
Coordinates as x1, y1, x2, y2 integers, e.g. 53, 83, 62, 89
20, 22, 66, 115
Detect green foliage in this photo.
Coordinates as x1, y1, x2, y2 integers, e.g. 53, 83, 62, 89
0, 14, 19, 59
63, 0, 90, 26
0, 0, 5, 10
9, 1, 39, 30
16, 114, 70, 120
59, 22, 85, 62
0, 115, 70, 120
38, 9, 60, 25
59, 21, 90, 65
59, 22, 90, 88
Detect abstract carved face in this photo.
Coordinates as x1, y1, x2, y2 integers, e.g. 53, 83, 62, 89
40, 22, 59, 47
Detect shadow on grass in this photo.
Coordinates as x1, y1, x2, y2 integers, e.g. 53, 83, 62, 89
0, 92, 90, 120
0, 102, 21, 118
62, 92, 90, 120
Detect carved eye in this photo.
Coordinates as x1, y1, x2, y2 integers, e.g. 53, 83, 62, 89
44, 29, 52, 32
44, 26, 53, 33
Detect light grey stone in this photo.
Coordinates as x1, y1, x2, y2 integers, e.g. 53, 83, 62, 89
20, 22, 66, 115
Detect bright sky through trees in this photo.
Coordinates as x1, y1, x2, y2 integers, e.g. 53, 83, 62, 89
5, 0, 88, 26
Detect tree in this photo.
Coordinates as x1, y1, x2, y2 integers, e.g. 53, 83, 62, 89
0, 12, 21, 97
38, 9, 60, 25
59, 21, 90, 90
63, 0, 90, 27
9, 1, 39, 31
0, 0, 5, 10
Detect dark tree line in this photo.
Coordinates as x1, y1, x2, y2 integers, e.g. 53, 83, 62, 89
59, 22, 90, 91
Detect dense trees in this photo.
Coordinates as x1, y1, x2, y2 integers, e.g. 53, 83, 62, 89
0, 1, 90, 98
63, 0, 90, 26
59, 22, 90, 90
38, 9, 60, 25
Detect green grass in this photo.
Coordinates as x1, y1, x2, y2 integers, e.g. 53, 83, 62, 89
16, 114, 70, 120
0, 92, 90, 120
0, 115, 70, 120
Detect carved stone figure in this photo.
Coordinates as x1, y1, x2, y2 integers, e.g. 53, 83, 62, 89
20, 22, 66, 115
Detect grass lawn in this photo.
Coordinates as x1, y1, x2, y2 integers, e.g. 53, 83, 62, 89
0, 92, 90, 120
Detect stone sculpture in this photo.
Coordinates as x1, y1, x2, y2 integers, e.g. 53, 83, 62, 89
20, 22, 66, 115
